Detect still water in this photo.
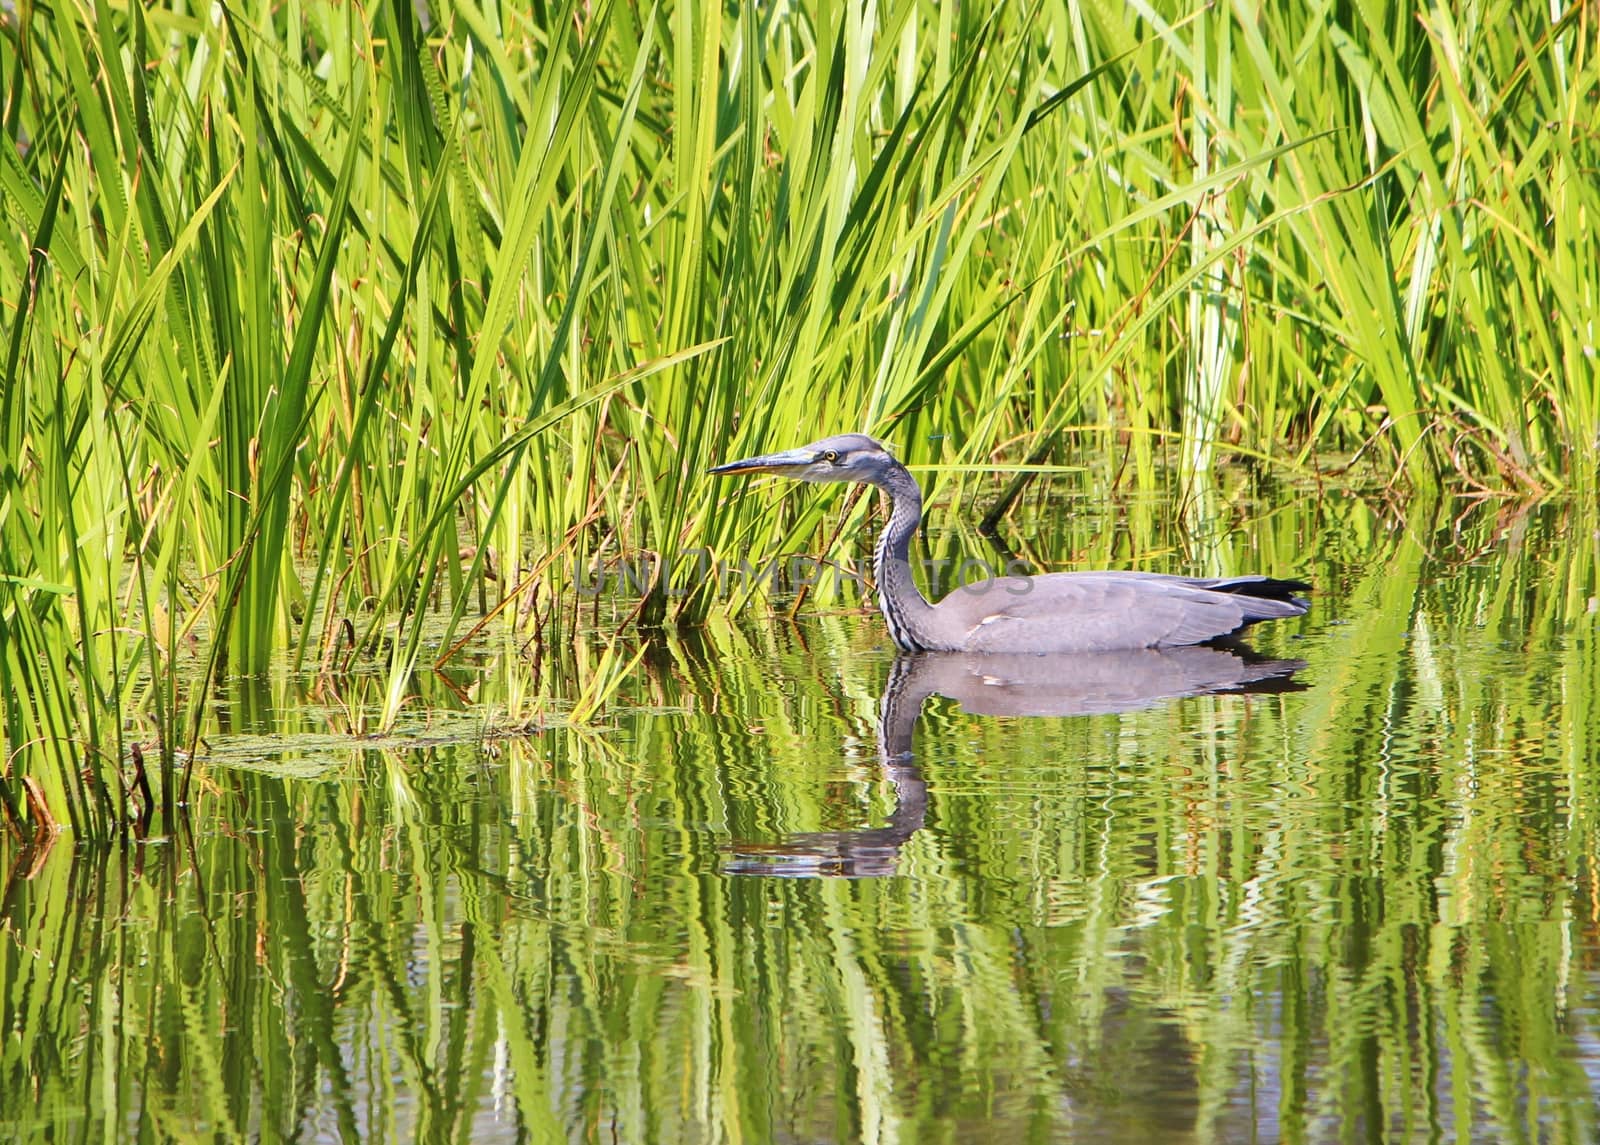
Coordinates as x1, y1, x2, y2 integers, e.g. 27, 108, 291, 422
3, 490, 1599, 1142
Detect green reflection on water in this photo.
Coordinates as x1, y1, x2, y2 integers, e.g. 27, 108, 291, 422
3, 496, 1599, 1142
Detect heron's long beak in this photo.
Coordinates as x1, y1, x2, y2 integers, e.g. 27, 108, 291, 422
708, 448, 815, 477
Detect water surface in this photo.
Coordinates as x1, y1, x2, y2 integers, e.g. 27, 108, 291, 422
3, 493, 1598, 1142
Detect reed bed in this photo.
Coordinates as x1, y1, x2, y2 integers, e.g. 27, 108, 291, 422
1, 0, 1595, 834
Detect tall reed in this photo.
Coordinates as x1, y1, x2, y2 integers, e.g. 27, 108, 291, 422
0, 0, 1593, 834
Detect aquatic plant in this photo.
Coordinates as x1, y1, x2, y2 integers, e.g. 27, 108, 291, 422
1, 0, 1594, 834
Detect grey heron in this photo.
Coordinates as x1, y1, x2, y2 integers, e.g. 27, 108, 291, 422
710, 433, 1310, 653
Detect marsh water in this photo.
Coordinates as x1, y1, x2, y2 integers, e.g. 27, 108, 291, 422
4, 484, 1600, 1142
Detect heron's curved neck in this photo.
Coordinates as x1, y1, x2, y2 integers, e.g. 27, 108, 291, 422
871, 462, 940, 652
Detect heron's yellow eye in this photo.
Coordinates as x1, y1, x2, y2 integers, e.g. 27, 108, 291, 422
823, 450, 839, 463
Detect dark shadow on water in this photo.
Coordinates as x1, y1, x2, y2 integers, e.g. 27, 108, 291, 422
725, 644, 1307, 878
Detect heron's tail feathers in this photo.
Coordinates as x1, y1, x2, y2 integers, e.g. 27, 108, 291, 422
1207, 576, 1312, 612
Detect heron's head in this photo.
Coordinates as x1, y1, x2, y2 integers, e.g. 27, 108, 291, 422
709, 434, 901, 486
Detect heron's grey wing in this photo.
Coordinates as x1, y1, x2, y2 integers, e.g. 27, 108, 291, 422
944, 573, 1289, 653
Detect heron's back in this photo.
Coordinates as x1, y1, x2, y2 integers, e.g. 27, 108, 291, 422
928, 570, 1310, 654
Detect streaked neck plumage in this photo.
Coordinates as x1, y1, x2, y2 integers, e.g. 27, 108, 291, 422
868, 461, 941, 652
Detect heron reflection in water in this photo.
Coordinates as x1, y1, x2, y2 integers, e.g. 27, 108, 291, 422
724, 646, 1306, 878
711, 434, 1310, 653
